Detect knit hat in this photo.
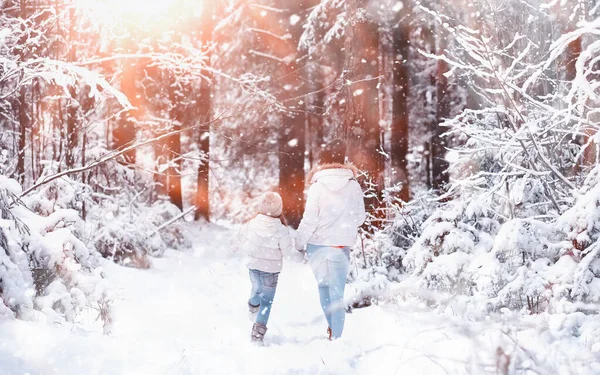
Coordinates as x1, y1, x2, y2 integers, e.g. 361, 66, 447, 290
258, 192, 283, 217
318, 139, 347, 165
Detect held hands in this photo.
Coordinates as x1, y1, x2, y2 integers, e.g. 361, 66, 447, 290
290, 228, 305, 253
293, 240, 307, 264
286, 228, 306, 263
286, 239, 306, 263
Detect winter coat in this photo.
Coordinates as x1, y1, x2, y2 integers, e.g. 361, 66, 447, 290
296, 163, 367, 249
235, 214, 294, 273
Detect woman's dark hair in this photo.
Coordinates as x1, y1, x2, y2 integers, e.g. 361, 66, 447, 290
318, 139, 347, 165
278, 214, 288, 227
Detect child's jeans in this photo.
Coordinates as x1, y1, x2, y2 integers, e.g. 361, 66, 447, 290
248, 269, 279, 326
306, 244, 351, 339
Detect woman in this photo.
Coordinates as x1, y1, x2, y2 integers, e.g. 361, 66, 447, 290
295, 139, 366, 340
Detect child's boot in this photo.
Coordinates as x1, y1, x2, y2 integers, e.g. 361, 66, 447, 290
248, 302, 260, 321
248, 301, 260, 313
251, 323, 267, 343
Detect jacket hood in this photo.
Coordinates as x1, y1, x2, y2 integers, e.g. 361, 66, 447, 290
307, 163, 359, 192
248, 214, 282, 237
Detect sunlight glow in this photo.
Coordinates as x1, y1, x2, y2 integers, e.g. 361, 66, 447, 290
75, 0, 196, 34
114, 0, 175, 18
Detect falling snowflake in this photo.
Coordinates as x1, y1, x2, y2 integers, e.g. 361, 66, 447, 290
290, 14, 301, 25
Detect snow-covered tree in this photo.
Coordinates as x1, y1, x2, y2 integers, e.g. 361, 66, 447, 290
394, 1, 600, 314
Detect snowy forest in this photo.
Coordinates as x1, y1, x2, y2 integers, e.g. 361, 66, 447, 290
1, 0, 600, 373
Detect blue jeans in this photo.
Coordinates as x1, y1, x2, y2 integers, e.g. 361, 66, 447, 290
248, 269, 279, 327
306, 244, 351, 339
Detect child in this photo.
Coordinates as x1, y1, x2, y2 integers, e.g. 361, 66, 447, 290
235, 192, 295, 343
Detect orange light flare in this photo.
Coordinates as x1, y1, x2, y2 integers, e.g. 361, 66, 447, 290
69, 0, 208, 138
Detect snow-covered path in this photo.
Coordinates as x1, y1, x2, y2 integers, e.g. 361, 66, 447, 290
1, 225, 597, 374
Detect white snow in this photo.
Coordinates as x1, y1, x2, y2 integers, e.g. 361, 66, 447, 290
290, 14, 301, 26
1, 224, 599, 374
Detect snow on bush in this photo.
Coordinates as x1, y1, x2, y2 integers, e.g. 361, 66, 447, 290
25, 152, 192, 268
557, 168, 600, 305
385, 158, 600, 316
89, 197, 192, 268
396, 197, 497, 305
378, 166, 600, 317
348, 193, 438, 305
0, 175, 112, 332
362, 173, 600, 326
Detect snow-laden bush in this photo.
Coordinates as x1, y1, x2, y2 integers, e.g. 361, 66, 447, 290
25, 148, 192, 268
87, 144, 192, 262
0, 175, 112, 332
397, 197, 499, 306
90, 198, 191, 268
381, 181, 600, 315
471, 218, 559, 313
557, 168, 600, 305
348, 193, 438, 305
387, 164, 600, 315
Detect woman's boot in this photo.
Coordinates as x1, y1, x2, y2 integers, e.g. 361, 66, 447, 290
251, 323, 267, 343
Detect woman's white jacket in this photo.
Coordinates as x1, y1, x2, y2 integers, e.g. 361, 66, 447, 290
296, 164, 367, 249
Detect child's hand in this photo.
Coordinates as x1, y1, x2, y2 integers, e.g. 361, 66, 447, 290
293, 237, 305, 252
288, 228, 304, 252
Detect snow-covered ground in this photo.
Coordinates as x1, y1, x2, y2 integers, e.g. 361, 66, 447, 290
1, 224, 599, 375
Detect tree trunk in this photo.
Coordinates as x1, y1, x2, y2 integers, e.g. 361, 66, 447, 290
431, 33, 450, 192
390, 24, 410, 202
307, 61, 325, 169
114, 57, 138, 164
276, 0, 307, 228
561, 2, 595, 167
194, 1, 215, 221
65, 7, 78, 169
66, 85, 78, 169
30, 82, 36, 182
278, 91, 306, 228
565, 37, 581, 82
166, 119, 183, 210
17, 85, 28, 185
344, 0, 383, 217
16, 0, 28, 185
194, 77, 211, 220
